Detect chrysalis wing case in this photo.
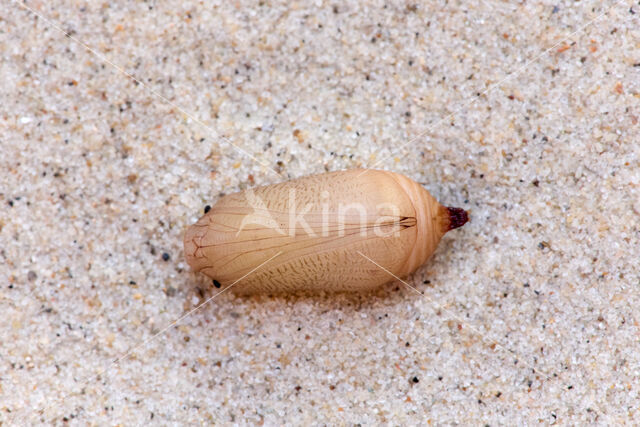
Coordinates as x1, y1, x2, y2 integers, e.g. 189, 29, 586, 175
184, 169, 468, 294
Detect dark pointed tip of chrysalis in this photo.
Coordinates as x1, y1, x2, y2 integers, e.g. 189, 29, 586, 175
446, 207, 469, 230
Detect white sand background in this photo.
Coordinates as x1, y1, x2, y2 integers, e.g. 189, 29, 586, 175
1, 0, 639, 424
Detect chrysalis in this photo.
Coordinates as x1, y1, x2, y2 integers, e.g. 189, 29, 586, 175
184, 169, 468, 294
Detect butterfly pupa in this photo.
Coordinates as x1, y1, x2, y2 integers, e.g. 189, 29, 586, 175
184, 169, 468, 294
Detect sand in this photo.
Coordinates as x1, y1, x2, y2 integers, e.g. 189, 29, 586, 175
1, 0, 639, 424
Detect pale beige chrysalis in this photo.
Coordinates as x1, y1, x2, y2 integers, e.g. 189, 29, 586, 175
184, 169, 468, 294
